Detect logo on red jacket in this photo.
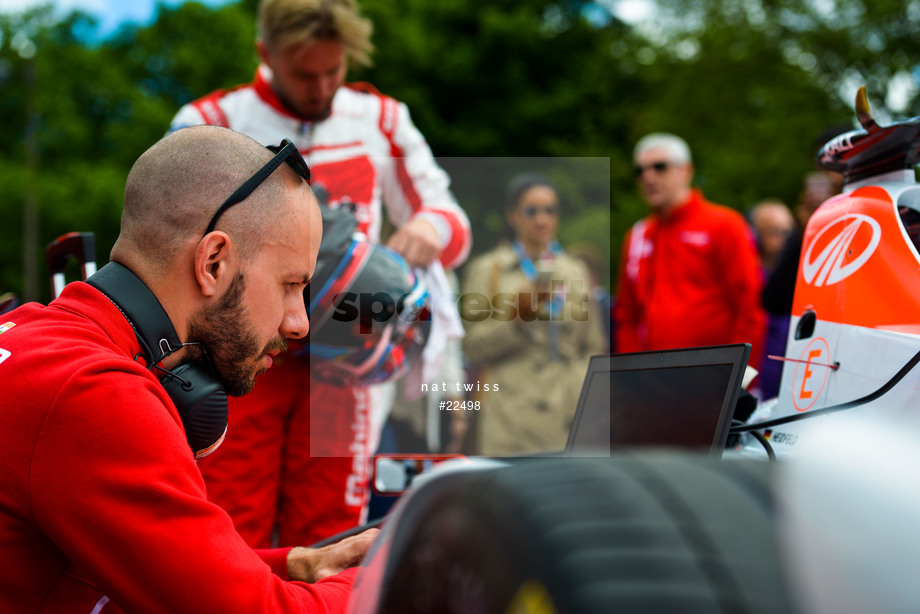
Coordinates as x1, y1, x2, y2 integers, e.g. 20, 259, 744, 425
679, 230, 711, 247
802, 213, 881, 287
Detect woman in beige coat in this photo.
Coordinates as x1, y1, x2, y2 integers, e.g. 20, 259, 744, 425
461, 174, 607, 455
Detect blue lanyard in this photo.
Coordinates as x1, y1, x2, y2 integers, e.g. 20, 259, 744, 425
512, 240, 563, 282
512, 241, 566, 337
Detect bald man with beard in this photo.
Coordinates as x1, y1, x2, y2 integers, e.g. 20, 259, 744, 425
0, 125, 377, 614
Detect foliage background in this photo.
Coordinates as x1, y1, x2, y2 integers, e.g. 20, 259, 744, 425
0, 0, 917, 303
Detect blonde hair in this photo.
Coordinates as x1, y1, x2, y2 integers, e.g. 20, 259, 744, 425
258, 0, 374, 68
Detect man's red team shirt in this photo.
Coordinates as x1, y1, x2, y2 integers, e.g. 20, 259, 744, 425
615, 189, 766, 366
0, 282, 356, 613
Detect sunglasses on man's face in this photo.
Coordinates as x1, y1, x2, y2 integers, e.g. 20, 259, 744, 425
203, 139, 312, 237
634, 161, 671, 177
520, 204, 560, 218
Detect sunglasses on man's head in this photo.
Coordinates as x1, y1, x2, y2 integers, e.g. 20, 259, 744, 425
634, 161, 671, 177
203, 139, 311, 237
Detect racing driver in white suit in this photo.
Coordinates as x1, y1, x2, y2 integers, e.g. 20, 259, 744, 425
169, 0, 471, 548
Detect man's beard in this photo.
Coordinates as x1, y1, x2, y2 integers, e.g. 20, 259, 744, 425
185, 272, 288, 397
275, 86, 333, 122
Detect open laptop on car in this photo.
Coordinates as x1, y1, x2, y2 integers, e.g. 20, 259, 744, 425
564, 344, 751, 458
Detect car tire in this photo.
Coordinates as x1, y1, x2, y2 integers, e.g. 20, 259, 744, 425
376, 453, 796, 614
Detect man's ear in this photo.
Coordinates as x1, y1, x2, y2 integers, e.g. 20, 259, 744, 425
256, 39, 271, 66
194, 231, 237, 298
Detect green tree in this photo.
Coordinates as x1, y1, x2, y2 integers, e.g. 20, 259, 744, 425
0, 2, 257, 303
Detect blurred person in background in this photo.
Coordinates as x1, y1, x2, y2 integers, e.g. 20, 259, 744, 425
748, 199, 795, 275
169, 0, 471, 548
759, 169, 843, 399
461, 173, 605, 456
614, 132, 766, 367
762, 170, 844, 318
746, 198, 795, 398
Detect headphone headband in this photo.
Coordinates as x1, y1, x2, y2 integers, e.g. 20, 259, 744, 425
86, 262, 184, 365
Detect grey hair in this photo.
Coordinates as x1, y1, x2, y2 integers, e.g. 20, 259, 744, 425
633, 132, 693, 164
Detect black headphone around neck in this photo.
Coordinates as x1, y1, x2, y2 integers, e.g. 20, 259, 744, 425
86, 262, 228, 459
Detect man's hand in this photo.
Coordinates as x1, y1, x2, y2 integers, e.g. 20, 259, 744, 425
287, 528, 380, 583
386, 217, 441, 268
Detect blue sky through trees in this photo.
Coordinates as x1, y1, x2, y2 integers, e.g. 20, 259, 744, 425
2, 0, 236, 38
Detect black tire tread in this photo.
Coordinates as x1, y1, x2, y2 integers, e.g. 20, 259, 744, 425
379, 453, 796, 614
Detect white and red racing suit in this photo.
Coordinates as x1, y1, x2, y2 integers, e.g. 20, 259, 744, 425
169, 65, 471, 547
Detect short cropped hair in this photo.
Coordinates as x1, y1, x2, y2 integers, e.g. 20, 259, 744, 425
117, 126, 290, 269
258, 0, 374, 68
633, 132, 693, 165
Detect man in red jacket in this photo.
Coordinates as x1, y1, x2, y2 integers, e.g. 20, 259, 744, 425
614, 132, 766, 367
0, 125, 376, 613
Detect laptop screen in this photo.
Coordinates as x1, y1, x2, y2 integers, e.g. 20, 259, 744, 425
565, 344, 751, 457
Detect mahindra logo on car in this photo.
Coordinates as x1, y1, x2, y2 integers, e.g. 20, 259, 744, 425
802, 213, 881, 287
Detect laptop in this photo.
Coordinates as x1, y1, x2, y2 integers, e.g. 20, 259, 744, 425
564, 344, 751, 458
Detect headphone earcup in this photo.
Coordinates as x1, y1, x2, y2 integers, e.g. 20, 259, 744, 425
161, 363, 229, 459
86, 263, 231, 459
